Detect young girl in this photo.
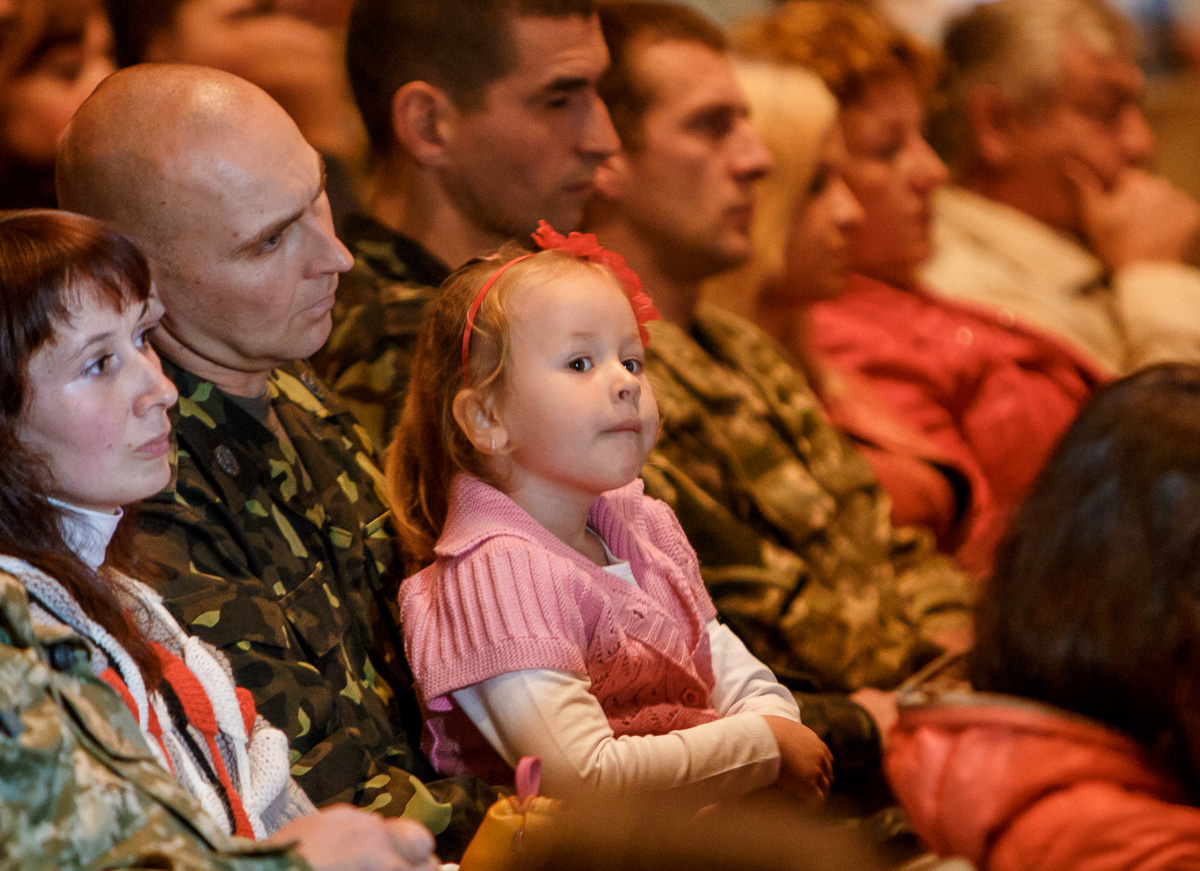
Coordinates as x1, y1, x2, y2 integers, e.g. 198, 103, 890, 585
887, 364, 1200, 871
391, 222, 833, 804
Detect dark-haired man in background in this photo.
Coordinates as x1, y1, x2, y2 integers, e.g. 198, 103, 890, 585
313, 0, 620, 446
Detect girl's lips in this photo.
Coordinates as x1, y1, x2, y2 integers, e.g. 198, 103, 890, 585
606, 420, 644, 434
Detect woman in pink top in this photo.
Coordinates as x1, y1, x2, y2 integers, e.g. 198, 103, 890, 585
390, 223, 833, 805
735, 2, 1108, 570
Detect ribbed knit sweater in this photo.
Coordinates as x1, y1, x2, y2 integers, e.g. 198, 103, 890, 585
400, 475, 721, 781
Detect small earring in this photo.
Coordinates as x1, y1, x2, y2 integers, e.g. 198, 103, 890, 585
490, 436, 496, 451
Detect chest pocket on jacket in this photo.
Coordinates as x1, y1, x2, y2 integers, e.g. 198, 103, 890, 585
279, 561, 351, 659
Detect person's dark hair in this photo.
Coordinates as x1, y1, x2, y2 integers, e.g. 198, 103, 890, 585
974, 364, 1200, 792
0, 208, 160, 683
347, 0, 596, 156
101, 0, 182, 68
595, 0, 727, 150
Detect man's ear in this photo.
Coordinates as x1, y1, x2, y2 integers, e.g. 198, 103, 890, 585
967, 86, 1020, 170
592, 153, 630, 201
452, 387, 509, 454
390, 81, 458, 167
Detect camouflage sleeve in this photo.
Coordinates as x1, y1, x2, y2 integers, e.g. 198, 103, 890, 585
0, 573, 311, 871
640, 450, 972, 695
133, 489, 496, 861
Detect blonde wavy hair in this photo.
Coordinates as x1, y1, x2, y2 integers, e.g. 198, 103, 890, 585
702, 58, 837, 318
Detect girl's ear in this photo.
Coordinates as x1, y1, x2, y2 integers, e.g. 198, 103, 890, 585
452, 387, 509, 454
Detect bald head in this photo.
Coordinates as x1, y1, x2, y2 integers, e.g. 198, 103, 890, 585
57, 63, 353, 395
58, 64, 292, 254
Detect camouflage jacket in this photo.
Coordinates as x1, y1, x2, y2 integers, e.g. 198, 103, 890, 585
134, 358, 495, 860
311, 213, 451, 448
642, 306, 973, 695
0, 569, 310, 871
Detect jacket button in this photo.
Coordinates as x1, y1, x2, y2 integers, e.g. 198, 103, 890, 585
48, 642, 78, 672
215, 445, 240, 477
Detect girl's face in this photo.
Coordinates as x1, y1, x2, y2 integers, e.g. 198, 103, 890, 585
494, 267, 659, 509
782, 125, 864, 303
19, 289, 178, 514
839, 74, 947, 288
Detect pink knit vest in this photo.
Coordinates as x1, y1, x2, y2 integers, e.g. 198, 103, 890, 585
400, 475, 720, 783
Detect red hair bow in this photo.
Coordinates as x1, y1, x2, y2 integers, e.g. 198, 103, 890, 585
532, 220, 660, 346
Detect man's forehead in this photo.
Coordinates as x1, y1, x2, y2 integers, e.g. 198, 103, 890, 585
494, 13, 608, 91
1060, 40, 1143, 97
636, 39, 743, 118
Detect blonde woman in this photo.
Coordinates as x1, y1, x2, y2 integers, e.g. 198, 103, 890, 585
705, 58, 982, 569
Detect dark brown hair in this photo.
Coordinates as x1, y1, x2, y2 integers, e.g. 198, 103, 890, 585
595, 0, 727, 149
347, 0, 596, 156
974, 364, 1200, 794
101, 0, 183, 68
0, 208, 159, 683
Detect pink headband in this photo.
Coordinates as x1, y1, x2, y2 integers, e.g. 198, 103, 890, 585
460, 220, 659, 382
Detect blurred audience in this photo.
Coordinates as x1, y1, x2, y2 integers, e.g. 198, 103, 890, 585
0, 0, 113, 209
703, 58, 983, 566
735, 1, 1108, 567
586, 2, 974, 804
925, 0, 1200, 374
889, 365, 1200, 871
103, 0, 365, 227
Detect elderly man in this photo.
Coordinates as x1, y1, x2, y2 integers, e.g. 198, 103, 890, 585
586, 0, 973, 787
312, 0, 619, 446
57, 65, 494, 860
924, 0, 1200, 374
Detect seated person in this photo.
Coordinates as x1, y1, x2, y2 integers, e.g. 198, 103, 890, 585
0, 0, 114, 208
736, 0, 1109, 556
889, 364, 1200, 871
703, 57, 985, 570
0, 207, 437, 871
585, 1, 975, 793
392, 226, 833, 805
56, 65, 496, 859
926, 0, 1200, 374
314, 0, 619, 445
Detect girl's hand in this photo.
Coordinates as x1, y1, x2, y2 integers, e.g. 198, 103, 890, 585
762, 716, 834, 807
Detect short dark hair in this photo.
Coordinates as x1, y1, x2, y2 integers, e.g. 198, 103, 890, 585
974, 364, 1200, 790
102, 0, 184, 68
347, 0, 596, 156
595, 1, 727, 149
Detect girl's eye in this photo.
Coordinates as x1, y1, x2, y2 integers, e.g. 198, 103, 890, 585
622, 358, 643, 374
567, 357, 593, 372
134, 326, 154, 349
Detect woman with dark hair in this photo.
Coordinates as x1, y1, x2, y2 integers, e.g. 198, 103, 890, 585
0, 209, 440, 871
886, 364, 1200, 871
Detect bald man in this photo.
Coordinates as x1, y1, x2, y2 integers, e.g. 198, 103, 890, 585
58, 65, 494, 861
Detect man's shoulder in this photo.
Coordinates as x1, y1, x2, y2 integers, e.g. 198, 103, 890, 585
326, 213, 449, 338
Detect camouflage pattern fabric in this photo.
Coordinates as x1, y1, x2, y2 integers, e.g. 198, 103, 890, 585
311, 213, 450, 448
134, 358, 495, 861
0, 569, 311, 871
642, 305, 973, 695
